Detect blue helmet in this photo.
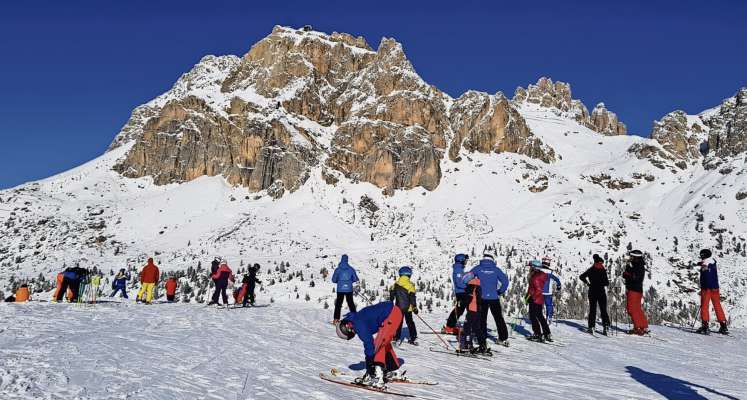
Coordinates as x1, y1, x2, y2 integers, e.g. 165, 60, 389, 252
398, 266, 413, 277
529, 259, 542, 269
454, 254, 468, 263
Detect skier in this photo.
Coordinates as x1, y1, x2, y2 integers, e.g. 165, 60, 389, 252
54, 266, 89, 303
165, 277, 178, 302
443, 253, 469, 335
210, 257, 220, 276
136, 258, 160, 304
695, 249, 728, 335
241, 264, 262, 307
210, 261, 234, 306
390, 266, 418, 345
623, 250, 649, 335
331, 255, 359, 323
460, 273, 481, 352
540, 257, 562, 322
15, 284, 30, 302
52, 272, 69, 302
526, 260, 552, 342
335, 301, 403, 388
110, 268, 130, 299
579, 254, 611, 335
461, 254, 510, 353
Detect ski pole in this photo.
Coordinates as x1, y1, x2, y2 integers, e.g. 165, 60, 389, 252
415, 313, 454, 351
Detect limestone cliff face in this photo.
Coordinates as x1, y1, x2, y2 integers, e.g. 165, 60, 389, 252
448, 91, 555, 163
513, 77, 627, 136
650, 110, 704, 161
703, 88, 747, 158
111, 26, 556, 196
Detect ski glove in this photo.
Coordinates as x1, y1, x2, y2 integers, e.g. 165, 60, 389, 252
413, 308, 419, 315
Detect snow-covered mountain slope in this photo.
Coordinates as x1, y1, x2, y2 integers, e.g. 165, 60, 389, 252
1, 26, 746, 329
0, 301, 744, 399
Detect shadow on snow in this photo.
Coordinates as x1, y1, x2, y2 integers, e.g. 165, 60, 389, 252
626, 366, 738, 400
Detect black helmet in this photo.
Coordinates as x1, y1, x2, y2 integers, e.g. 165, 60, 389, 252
628, 250, 643, 258
336, 319, 355, 340
592, 254, 604, 263
699, 249, 712, 260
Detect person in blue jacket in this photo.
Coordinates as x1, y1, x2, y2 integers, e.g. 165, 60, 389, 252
331, 254, 359, 323
462, 254, 510, 353
110, 268, 131, 299
336, 301, 403, 388
540, 257, 562, 322
443, 253, 469, 334
695, 249, 728, 335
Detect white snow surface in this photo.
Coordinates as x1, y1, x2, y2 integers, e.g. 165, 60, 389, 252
0, 301, 743, 400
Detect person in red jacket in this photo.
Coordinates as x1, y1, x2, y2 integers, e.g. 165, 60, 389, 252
460, 274, 482, 353
209, 261, 234, 306
526, 260, 552, 342
165, 277, 178, 302
137, 258, 160, 304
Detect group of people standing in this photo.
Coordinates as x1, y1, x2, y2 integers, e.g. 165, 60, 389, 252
331, 248, 731, 388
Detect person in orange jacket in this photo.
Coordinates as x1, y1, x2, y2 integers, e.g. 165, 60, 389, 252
165, 277, 178, 302
15, 284, 30, 302
137, 258, 160, 304
52, 273, 74, 302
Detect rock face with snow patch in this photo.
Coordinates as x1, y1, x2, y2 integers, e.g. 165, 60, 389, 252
649, 110, 705, 162
513, 77, 626, 136
703, 88, 747, 158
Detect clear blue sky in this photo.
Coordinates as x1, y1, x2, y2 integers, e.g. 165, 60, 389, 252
1, 0, 745, 189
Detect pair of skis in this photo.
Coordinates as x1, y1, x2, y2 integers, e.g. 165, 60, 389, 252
319, 368, 436, 398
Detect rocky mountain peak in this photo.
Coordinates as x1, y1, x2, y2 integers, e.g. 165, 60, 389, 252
649, 110, 704, 162
703, 87, 747, 158
513, 77, 626, 136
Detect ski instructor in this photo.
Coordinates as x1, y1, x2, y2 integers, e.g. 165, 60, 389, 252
335, 301, 403, 388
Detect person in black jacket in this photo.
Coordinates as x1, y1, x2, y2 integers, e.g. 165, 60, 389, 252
579, 254, 611, 335
623, 250, 649, 335
242, 264, 262, 307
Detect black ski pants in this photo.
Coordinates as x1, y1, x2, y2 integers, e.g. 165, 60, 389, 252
395, 310, 418, 340
529, 302, 551, 336
464, 310, 481, 347
333, 292, 357, 320
56, 278, 80, 302
479, 298, 509, 342
211, 281, 228, 305
588, 289, 611, 328
445, 293, 469, 328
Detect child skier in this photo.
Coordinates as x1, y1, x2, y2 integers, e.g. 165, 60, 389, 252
335, 301, 404, 388
540, 257, 562, 322
579, 254, 611, 335
165, 277, 178, 302
623, 250, 649, 335
460, 254, 510, 353
390, 266, 418, 345
443, 253, 469, 335
526, 260, 552, 342
695, 249, 728, 335
241, 264, 262, 307
110, 268, 130, 299
460, 273, 481, 353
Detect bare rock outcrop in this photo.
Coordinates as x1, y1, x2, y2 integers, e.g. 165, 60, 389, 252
650, 110, 704, 161
703, 88, 747, 158
513, 77, 626, 136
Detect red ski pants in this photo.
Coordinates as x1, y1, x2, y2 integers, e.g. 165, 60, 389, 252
700, 289, 726, 322
626, 290, 648, 330
373, 306, 403, 371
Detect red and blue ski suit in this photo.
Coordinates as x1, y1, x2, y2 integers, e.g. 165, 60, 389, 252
699, 257, 726, 323
346, 301, 403, 373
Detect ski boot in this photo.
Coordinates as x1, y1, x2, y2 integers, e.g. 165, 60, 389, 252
695, 321, 710, 335
718, 321, 729, 335
586, 327, 594, 334
496, 340, 510, 348
441, 325, 459, 335
407, 338, 419, 346
602, 325, 609, 336
370, 365, 386, 388
527, 334, 544, 342
543, 334, 553, 343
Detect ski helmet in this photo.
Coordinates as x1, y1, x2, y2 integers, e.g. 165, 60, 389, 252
336, 319, 355, 340
483, 254, 495, 260
541, 257, 551, 268
699, 249, 712, 259
454, 254, 468, 263
398, 266, 413, 277
628, 250, 644, 258
593, 254, 604, 263
529, 259, 542, 269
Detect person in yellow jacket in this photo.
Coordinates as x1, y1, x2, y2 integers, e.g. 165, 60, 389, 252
389, 266, 418, 345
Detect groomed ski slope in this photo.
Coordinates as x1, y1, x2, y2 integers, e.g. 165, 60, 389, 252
0, 301, 743, 400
